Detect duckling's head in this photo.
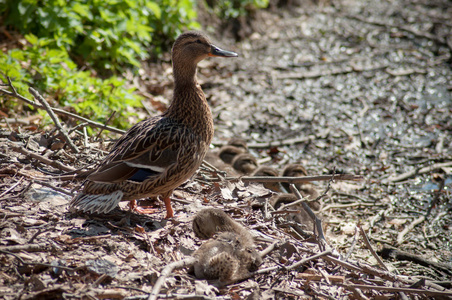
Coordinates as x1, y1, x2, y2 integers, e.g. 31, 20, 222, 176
219, 145, 246, 164
172, 31, 238, 67
232, 153, 258, 174
227, 137, 248, 151
282, 163, 308, 177
253, 166, 278, 177
253, 166, 282, 192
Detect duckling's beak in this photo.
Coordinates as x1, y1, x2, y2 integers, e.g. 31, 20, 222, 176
209, 45, 238, 57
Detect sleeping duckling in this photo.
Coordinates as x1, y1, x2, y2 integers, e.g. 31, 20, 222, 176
193, 232, 262, 282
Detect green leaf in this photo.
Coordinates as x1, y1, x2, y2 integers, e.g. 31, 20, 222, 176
147, 2, 161, 19
25, 33, 38, 45
71, 3, 90, 18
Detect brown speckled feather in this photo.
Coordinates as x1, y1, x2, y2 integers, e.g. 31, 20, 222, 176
70, 31, 237, 217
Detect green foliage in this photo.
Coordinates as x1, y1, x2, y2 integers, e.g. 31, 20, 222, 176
3, 0, 199, 73
0, 0, 199, 130
0, 34, 142, 130
206, 0, 269, 19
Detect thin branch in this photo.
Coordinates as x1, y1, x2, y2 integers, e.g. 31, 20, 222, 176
227, 249, 333, 285
240, 174, 363, 184
358, 225, 389, 271
95, 111, 116, 141
259, 241, 279, 257
397, 215, 426, 245
0, 243, 47, 252
10, 144, 76, 172
0, 79, 125, 135
387, 161, 452, 182
0, 177, 23, 198
339, 283, 452, 297
344, 226, 360, 261
28, 87, 79, 153
33, 180, 73, 196
290, 183, 329, 251
0, 249, 80, 271
148, 257, 197, 300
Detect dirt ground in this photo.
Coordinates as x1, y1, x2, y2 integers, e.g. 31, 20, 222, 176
1, 0, 451, 299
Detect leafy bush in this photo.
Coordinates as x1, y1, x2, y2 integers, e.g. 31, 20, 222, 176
206, 0, 269, 19
0, 0, 267, 132
0, 35, 142, 130
0, 0, 199, 131
2, 0, 199, 73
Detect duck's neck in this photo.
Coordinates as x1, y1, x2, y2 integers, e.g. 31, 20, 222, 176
165, 62, 214, 143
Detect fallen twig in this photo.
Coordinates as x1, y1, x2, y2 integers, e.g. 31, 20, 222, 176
10, 144, 76, 172
33, 180, 73, 196
426, 174, 446, 217
0, 249, 80, 272
259, 240, 279, 257
339, 283, 452, 297
148, 257, 197, 300
322, 202, 382, 211
278, 63, 388, 80
387, 161, 452, 182
0, 243, 47, 252
346, 14, 448, 47
358, 225, 389, 271
95, 111, 116, 142
223, 249, 333, 285
344, 226, 360, 261
290, 183, 330, 250
380, 245, 452, 276
0, 78, 125, 135
0, 177, 23, 198
212, 129, 330, 149
397, 215, 426, 245
240, 174, 363, 184
29, 87, 79, 153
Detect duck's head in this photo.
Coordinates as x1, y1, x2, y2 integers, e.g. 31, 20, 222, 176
172, 31, 238, 66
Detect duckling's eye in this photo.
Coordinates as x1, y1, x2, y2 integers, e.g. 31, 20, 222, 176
196, 39, 202, 44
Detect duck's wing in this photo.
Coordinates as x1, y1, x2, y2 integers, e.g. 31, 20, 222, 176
87, 117, 189, 183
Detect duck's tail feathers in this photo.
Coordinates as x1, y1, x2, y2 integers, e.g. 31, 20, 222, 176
70, 190, 124, 214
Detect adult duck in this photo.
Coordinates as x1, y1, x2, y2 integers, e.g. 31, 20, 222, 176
70, 31, 238, 218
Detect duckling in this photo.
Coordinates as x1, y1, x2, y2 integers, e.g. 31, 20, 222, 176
270, 193, 320, 228
192, 208, 254, 246
232, 153, 258, 174
70, 32, 238, 218
193, 232, 262, 282
281, 163, 320, 200
271, 193, 320, 213
252, 166, 282, 192
227, 137, 248, 151
218, 145, 246, 164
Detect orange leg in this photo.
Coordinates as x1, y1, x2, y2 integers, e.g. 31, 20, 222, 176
129, 200, 159, 214
163, 196, 174, 219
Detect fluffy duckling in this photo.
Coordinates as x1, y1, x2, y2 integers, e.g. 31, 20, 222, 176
70, 32, 238, 218
271, 192, 321, 228
232, 153, 258, 174
218, 145, 246, 164
227, 137, 248, 151
193, 208, 254, 246
193, 232, 262, 282
281, 163, 320, 200
252, 166, 283, 192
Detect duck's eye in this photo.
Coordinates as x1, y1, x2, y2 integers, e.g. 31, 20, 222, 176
196, 39, 202, 44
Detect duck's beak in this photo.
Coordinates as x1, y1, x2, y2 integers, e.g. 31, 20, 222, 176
209, 45, 238, 57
